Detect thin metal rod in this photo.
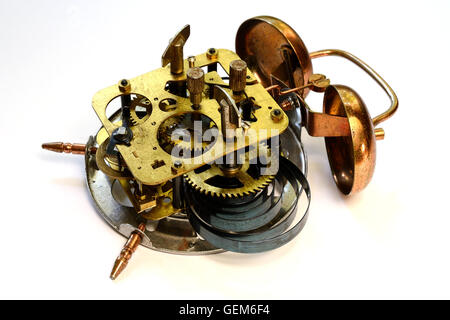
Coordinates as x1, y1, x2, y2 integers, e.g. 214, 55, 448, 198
309, 49, 398, 127
265, 83, 311, 99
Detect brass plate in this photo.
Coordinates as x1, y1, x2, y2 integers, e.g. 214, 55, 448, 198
92, 49, 288, 186
236, 16, 313, 97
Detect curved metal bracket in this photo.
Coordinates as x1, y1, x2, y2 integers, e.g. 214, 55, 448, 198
309, 49, 398, 127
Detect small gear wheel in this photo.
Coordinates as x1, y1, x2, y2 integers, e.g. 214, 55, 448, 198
158, 113, 217, 157
157, 114, 187, 153
129, 95, 152, 126
184, 144, 275, 198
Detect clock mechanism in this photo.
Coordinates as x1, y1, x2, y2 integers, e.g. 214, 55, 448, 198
43, 16, 398, 279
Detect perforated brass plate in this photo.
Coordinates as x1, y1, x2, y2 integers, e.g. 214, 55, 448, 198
92, 49, 288, 186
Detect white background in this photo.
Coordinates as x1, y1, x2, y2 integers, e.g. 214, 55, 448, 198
0, 0, 449, 299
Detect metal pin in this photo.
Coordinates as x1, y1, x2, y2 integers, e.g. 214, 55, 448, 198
375, 128, 385, 140
187, 56, 196, 68
110, 223, 146, 280
42, 142, 96, 155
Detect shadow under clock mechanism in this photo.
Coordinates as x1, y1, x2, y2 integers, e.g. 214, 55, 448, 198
42, 16, 398, 279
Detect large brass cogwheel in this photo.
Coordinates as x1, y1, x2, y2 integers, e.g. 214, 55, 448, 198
184, 145, 274, 198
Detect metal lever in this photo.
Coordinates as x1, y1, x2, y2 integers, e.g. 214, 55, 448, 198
162, 25, 190, 74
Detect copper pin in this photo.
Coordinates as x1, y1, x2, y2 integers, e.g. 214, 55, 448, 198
110, 223, 146, 280
375, 128, 385, 140
42, 142, 97, 155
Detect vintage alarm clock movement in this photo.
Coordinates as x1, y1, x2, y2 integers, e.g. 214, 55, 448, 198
42, 16, 398, 279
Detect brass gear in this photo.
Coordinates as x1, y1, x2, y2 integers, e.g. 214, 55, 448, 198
129, 95, 152, 126
157, 114, 189, 154
184, 145, 274, 198
158, 113, 216, 156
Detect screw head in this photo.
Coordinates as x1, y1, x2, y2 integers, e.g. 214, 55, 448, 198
206, 48, 218, 60
118, 79, 131, 92
271, 109, 283, 122
174, 160, 183, 168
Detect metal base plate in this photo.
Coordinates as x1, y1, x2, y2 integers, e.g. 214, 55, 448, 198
85, 124, 307, 255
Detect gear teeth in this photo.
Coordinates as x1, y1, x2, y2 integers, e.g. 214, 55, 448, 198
128, 95, 151, 126
159, 114, 211, 156
183, 143, 275, 199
